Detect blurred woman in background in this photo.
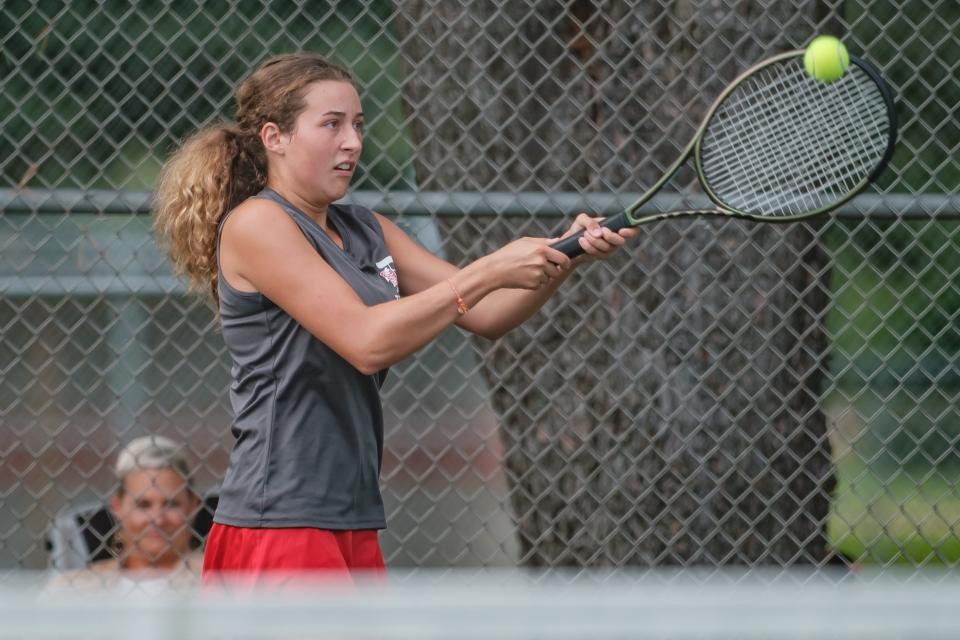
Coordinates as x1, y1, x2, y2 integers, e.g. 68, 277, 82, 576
50, 436, 202, 592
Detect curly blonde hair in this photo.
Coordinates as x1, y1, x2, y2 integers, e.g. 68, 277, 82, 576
153, 53, 354, 304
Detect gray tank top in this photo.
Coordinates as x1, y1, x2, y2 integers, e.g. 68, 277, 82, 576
213, 188, 400, 529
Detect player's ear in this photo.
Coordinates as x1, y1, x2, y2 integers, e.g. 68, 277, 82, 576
260, 122, 286, 155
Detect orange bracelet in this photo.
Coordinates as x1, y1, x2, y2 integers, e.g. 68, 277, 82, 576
446, 279, 469, 315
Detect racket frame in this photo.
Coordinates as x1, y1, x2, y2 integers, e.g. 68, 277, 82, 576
553, 50, 898, 256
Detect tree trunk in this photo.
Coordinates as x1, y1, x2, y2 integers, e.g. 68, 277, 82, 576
395, 0, 837, 566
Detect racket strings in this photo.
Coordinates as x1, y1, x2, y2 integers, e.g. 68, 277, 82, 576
789, 69, 886, 197
707, 65, 878, 214
726, 70, 876, 213
712, 67, 882, 214
699, 59, 890, 217
712, 66, 887, 215
762, 70, 874, 207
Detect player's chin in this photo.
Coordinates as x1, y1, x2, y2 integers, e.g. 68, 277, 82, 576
324, 182, 351, 202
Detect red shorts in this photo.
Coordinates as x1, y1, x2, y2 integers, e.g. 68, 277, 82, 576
201, 523, 385, 588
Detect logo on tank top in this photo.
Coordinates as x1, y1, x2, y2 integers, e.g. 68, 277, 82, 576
376, 256, 400, 299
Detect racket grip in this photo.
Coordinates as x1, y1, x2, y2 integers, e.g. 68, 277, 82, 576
549, 213, 631, 258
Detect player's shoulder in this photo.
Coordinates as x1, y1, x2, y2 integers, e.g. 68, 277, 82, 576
225, 195, 291, 226
369, 210, 392, 226
221, 196, 301, 242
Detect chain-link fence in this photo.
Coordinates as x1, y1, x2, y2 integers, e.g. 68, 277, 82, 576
1, 1, 958, 577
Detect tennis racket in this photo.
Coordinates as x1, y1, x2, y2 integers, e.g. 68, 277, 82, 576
552, 50, 897, 258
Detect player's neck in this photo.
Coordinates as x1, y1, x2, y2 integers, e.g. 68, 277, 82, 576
266, 181, 330, 227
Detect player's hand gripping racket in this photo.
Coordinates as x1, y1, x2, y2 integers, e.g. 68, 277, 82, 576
552, 50, 898, 258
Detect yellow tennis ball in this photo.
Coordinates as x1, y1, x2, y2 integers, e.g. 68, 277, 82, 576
804, 35, 850, 82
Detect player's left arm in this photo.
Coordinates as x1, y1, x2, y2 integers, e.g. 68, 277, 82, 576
376, 213, 634, 340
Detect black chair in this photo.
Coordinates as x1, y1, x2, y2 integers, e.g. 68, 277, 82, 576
45, 493, 218, 570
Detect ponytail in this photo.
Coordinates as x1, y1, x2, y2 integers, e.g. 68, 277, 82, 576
152, 125, 266, 305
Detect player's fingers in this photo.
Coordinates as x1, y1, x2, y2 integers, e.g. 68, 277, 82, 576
577, 234, 612, 256
574, 213, 606, 239
542, 245, 572, 268
583, 227, 618, 250
592, 240, 615, 254
600, 228, 626, 246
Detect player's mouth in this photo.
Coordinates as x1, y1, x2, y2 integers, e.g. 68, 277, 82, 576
333, 161, 355, 176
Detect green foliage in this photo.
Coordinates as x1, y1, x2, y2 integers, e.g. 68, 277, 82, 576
0, 0, 414, 191
827, 217, 960, 471
830, 458, 960, 564
827, 2, 960, 471
823, 2, 959, 565
847, 0, 960, 194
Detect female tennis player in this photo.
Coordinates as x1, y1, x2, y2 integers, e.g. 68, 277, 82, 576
152, 52, 637, 583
